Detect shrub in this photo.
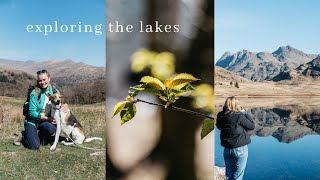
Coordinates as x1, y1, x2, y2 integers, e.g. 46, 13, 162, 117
235, 82, 239, 88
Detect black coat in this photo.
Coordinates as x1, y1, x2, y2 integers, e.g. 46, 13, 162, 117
216, 110, 255, 149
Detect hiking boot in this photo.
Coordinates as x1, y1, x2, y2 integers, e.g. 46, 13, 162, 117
13, 133, 23, 146
39, 135, 49, 145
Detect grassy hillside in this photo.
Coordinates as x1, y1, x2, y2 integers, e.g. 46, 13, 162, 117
0, 96, 105, 179
214, 66, 320, 97
0, 68, 36, 97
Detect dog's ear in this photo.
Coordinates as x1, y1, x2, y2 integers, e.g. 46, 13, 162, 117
49, 95, 54, 102
59, 94, 64, 104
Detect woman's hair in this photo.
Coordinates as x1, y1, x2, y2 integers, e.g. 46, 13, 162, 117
35, 69, 50, 95
223, 96, 241, 112
37, 69, 50, 77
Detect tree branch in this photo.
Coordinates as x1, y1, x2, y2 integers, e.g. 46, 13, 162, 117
136, 99, 214, 120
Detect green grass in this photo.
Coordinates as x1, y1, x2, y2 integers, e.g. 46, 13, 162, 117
0, 96, 105, 180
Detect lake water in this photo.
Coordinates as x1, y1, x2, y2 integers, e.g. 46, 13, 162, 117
215, 97, 320, 179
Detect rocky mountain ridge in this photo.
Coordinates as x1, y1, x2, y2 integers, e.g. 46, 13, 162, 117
216, 45, 318, 81
272, 56, 320, 81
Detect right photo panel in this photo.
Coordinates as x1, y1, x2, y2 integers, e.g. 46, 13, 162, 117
214, 0, 320, 179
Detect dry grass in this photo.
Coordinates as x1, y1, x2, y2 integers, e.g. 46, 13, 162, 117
0, 96, 105, 179
215, 80, 320, 97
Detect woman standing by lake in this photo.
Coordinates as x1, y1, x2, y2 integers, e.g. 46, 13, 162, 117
216, 96, 255, 180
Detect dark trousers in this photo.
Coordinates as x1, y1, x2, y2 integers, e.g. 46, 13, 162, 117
22, 121, 56, 150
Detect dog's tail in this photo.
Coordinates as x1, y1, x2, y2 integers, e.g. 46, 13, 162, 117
84, 137, 103, 143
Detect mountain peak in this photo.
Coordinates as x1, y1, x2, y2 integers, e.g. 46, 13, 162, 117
238, 49, 250, 54
220, 51, 232, 60
63, 59, 75, 63
235, 49, 253, 60
272, 45, 315, 63
274, 45, 299, 54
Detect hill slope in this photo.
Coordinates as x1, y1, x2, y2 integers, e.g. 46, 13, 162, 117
0, 59, 105, 85
0, 68, 36, 97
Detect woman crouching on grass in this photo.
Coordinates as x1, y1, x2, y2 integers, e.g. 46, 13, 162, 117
14, 69, 67, 150
216, 96, 255, 180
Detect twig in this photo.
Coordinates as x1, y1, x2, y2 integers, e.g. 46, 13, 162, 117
136, 99, 214, 120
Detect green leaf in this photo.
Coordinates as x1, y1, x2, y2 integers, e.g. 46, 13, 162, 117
128, 89, 139, 97
142, 87, 162, 96
171, 84, 195, 94
201, 119, 214, 139
159, 96, 168, 102
129, 84, 145, 97
112, 101, 130, 118
120, 103, 136, 125
167, 73, 199, 89
131, 84, 162, 96
140, 76, 166, 91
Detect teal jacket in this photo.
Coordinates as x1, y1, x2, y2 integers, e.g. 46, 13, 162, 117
25, 84, 60, 126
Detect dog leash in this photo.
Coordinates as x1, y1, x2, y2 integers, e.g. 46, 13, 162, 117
58, 110, 106, 151
65, 133, 105, 151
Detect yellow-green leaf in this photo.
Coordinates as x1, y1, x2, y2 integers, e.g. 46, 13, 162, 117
201, 119, 214, 139
120, 103, 137, 125
191, 84, 214, 96
130, 49, 156, 73
143, 88, 162, 96
112, 101, 130, 118
167, 73, 199, 88
171, 84, 195, 94
154, 52, 175, 63
140, 76, 157, 83
150, 52, 176, 80
164, 79, 171, 87
171, 83, 188, 90
140, 76, 166, 90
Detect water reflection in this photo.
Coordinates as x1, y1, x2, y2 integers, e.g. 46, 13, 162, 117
215, 97, 320, 179
248, 107, 319, 143
215, 97, 320, 143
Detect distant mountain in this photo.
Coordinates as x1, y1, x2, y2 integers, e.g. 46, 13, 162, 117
0, 59, 105, 85
272, 56, 320, 81
216, 45, 318, 81
0, 59, 106, 102
0, 68, 36, 97
272, 45, 316, 65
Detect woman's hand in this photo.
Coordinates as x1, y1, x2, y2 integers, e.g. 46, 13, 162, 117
240, 107, 246, 112
40, 115, 56, 123
48, 117, 56, 124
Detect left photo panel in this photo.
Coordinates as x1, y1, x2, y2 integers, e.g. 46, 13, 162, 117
0, 1, 106, 179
